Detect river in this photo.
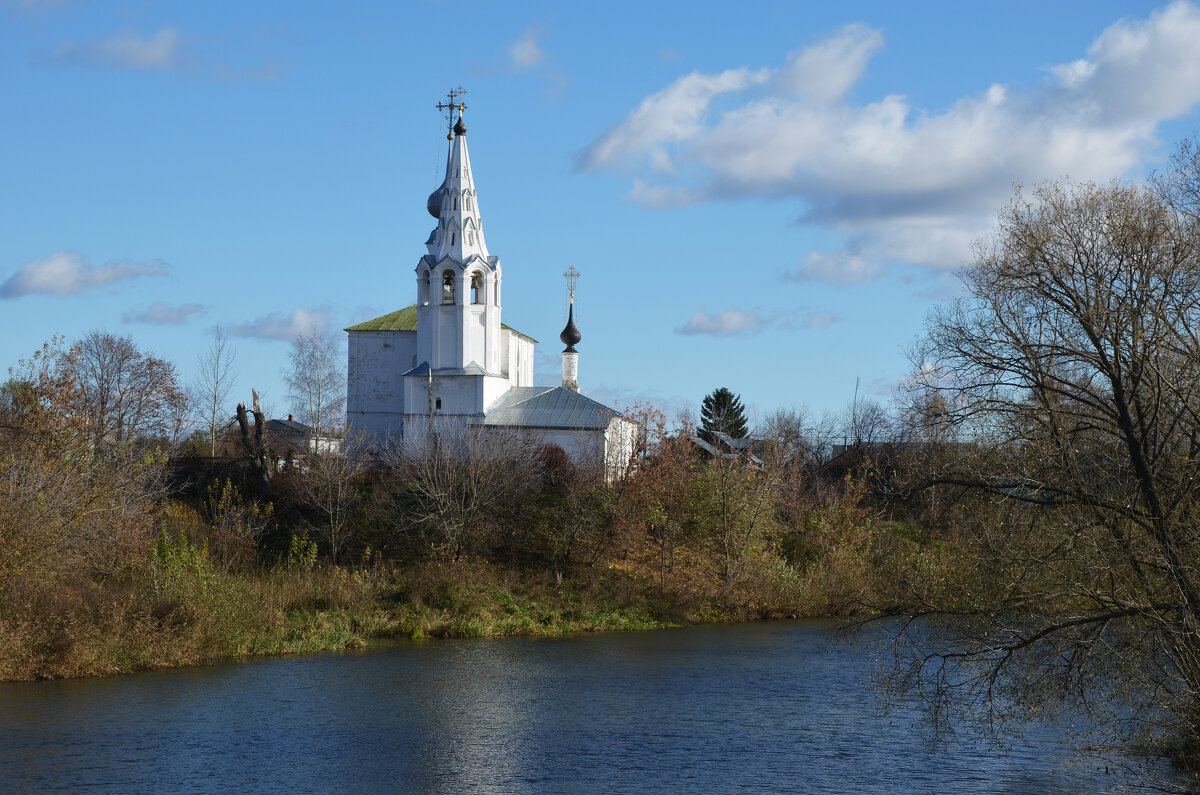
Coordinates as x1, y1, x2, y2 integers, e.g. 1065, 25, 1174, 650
0, 620, 1172, 793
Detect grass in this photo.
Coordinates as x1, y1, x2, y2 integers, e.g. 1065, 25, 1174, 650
0, 515, 967, 681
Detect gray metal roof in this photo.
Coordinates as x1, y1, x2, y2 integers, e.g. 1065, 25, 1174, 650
402, 361, 501, 378
483, 387, 620, 430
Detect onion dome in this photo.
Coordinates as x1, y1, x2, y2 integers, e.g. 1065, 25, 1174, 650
454, 114, 467, 136
426, 185, 445, 218
559, 303, 581, 352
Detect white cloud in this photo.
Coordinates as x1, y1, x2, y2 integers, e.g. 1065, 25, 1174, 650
53, 27, 180, 71
678, 307, 834, 336
777, 23, 883, 104
509, 27, 544, 71
580, 67, 770, 171
505, 25, 569, 99
0, 251, 167, 298
679, 308, 768, 336
47, 25, 283, 81
785, 249, 883, 284
582, 2, 1200, 281
230, 307, 330, 341
807, 312, 836, 330
122, 300, 203, 325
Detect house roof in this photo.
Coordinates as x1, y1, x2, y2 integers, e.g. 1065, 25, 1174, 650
267, 417, 312, 435
483, 387, 622, 430
344, 303, 536, 341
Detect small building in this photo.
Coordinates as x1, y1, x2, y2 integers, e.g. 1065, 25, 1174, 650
345, 99, 637, 476
265, 414, 341, 468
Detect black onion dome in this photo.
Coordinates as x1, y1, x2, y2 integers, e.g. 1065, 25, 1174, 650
454, 114, 467, 136
559, 303, 581, 352
426, 185, 445, 218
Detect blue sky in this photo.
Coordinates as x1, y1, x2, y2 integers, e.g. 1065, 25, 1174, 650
3, 0, 1199, 426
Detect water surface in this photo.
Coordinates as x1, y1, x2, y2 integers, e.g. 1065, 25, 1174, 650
0, 621, 1166, 793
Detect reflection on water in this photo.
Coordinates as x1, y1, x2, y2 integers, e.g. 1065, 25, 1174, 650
0, 621, 1171, 793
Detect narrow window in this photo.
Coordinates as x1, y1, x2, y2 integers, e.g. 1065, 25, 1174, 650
451, 232, 456, 246
421, 270, 430, 305
454, 196, 458, 210
435, 397, 442, 410
442, 271, 455, 304
468, 230, 474, 245
471, 272, 482, 304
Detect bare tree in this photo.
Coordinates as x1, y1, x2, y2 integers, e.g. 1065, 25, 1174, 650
381, 422, 541, 560
893, 174, 1200, 775
0, 339, 164, 591
284, 330, 346, 442
73, 330, 187, 450
298, 431, 367, 564
192, 326, 236, 457
839, 381, 893, 448
236, 389, 272, 500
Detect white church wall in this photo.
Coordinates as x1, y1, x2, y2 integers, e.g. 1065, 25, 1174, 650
434, 307, 462, 369
346, 329, 417, 443
502, 331, 536, 388
465, 305, 485, 367
400, 373, 510, 418
348, 410, 405, 443
480, 374, 510, 412
346, 330, 416, 413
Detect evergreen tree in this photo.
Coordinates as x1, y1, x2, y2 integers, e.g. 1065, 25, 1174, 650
700, 387, 748, 439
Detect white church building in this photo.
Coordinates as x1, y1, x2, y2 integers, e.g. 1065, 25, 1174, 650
345, 101, 637, 475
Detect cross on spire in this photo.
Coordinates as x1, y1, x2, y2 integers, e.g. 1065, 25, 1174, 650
564, 264, 579, 304
436, 87, 468, 138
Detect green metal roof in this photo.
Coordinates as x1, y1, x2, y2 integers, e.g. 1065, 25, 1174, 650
345, 305, 418, 332
345, 304, 537, 341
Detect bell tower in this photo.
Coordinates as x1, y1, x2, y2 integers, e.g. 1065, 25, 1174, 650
415, 88, 503, 375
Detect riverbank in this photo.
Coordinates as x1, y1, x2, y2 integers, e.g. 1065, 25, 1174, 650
0, 514, 959, 682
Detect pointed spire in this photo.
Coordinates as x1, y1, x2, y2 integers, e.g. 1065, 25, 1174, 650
426, 89, 489, 263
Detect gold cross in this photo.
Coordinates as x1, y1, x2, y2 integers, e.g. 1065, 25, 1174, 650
435, 87, 468, 134
564, 264, 579, 302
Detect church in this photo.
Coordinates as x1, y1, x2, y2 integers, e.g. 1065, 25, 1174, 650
345, 98, 638, 475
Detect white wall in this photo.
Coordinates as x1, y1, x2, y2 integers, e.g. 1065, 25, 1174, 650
347, 329, 417, 441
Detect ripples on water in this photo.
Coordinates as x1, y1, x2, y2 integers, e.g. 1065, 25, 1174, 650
0, 621, 1170, 793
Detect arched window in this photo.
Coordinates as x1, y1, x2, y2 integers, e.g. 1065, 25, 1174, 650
441, 270, 455, 304
421, 270, 430, 305
470, 272, 483, 304
453, 195, 458, 210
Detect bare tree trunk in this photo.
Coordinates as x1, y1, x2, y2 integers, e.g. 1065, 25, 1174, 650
236, 389, 272, 500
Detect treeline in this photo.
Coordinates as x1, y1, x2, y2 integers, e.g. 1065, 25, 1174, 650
0, 331, 957, 682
